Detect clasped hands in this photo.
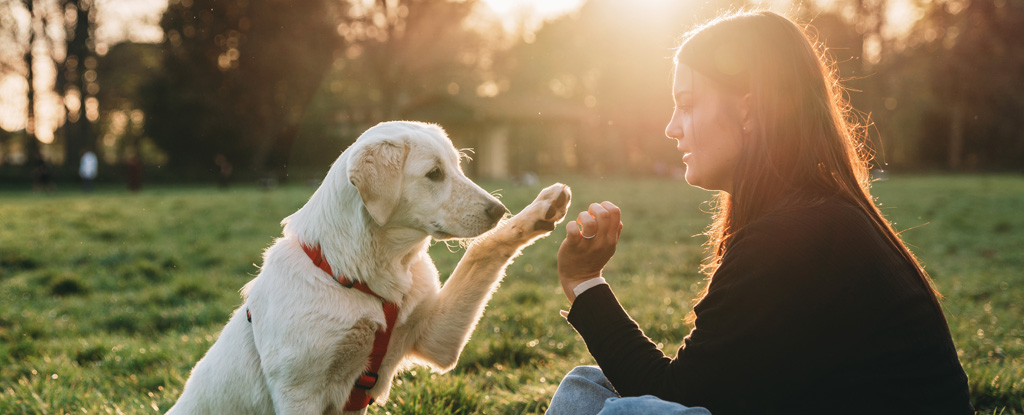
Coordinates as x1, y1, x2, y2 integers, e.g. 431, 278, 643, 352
557, 201, 623, 303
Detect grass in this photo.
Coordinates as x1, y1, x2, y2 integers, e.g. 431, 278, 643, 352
0, 175, 1022, 414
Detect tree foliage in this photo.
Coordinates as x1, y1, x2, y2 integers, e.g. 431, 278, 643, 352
3, 0, 1024, 180
801, 0, 1024, 171
142, 0, 338, 177
143, 0, 493, 178
905, 0, 1024, 170
292, 0, 492, 171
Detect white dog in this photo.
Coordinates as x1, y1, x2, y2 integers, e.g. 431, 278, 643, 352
167, 121, 571, 415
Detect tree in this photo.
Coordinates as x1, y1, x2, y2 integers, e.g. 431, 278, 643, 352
939, 0, 1024, 170
58, 0, 97, 170
495, 0, 736, 175
143, 0, 493, 177
233, 0, 340, 176
22, 0, 39, 161
332, 0, 485, 120
0, 0, 98, 173
143, 0, 340, 177
885, 0, 1024, 170
802, 0, 1024, 171
293, 0, 492, 168
95, 42, 162, 165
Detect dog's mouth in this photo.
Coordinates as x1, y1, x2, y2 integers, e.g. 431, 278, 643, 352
428, 219, 498, 241
431, 230, 455, 240
427, 221, 457, 240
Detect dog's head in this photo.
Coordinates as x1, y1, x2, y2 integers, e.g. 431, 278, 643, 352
345, 121, 506, 240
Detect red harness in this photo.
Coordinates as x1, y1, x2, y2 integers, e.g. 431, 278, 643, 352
247, 242, 399, 412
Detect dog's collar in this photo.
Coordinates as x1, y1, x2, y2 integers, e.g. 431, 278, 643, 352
301, 241, 387, 302
298, 240, 398, 411
302, 240, 335, 277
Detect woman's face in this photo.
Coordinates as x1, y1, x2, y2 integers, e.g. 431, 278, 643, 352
665, 64, 745, 193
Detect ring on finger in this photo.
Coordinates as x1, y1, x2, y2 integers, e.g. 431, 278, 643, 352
581, 233, 596, 239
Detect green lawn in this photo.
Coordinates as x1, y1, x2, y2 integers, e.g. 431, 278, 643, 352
1, 175, 1021, 414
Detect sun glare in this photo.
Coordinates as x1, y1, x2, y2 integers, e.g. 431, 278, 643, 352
479, 0, 695, 36
482, 0, 584, 18
481, 0, 585, 34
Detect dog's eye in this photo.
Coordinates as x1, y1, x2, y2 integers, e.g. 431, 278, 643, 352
426, 167, 444, 181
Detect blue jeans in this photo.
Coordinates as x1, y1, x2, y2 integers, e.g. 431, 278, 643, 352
545, 366, 712, 415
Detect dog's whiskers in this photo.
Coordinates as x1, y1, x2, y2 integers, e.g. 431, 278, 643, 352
458, 148, 475, 163
440, 240, 464, 252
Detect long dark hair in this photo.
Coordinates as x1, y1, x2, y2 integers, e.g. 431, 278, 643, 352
675, 10, 942, 318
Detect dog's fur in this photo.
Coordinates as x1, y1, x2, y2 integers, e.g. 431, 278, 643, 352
166, 121, 570, 415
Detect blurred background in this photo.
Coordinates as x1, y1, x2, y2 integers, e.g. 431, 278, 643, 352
1, 0, 1022, 187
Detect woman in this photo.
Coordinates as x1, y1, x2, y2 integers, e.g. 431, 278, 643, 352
547, 10, 973, 415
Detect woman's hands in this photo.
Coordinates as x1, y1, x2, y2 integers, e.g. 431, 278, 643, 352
557, 201, 623, 303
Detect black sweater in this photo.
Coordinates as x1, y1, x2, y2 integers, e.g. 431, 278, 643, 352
568, 197, 973, 415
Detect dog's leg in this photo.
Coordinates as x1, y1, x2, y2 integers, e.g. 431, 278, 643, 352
257, 314, 377, 415
407, 183, 570, 370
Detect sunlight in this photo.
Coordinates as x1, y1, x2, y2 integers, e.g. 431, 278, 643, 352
0, 76, 27, 133
94, 0, 166, 55
0, 72, 62, 145
480, 0, 584, 35
482, 0, 584, 19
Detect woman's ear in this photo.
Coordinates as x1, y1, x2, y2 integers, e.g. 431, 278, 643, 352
739, 92, 754, 133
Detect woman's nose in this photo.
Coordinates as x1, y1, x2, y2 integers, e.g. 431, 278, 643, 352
665, 115, 683, 140
665, 125, 678, 140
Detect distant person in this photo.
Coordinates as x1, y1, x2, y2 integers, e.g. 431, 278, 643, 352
520, 171, 539, 187
258, 173, 278, 191
126, 154, 142, 192
214, 154, 233, 189
31, 150, 55, 193
79, 149, 98, 192
546, 10, 973, 415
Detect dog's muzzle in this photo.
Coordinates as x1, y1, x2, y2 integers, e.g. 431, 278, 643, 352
485, 200, 506, 227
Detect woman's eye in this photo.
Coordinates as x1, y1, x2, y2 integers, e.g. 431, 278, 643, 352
427, 168, 444, 181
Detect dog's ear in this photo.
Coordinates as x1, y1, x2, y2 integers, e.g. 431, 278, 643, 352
348, 141, 411, 225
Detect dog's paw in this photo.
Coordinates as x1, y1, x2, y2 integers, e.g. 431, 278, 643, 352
504, 183, 571, 243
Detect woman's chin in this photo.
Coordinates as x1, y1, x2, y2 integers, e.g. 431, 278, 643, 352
683, 171, 700, 188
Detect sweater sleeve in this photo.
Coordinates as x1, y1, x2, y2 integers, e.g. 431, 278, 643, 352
567, 214, 840, 411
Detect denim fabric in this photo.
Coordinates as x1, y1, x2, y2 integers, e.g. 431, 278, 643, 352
599, 396, 712, 415
545, 366, 712, 415
546, 366, 618, 415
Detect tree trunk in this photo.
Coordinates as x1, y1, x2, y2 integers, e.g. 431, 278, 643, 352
62, 0, 93, 170
23, 0, 39, 163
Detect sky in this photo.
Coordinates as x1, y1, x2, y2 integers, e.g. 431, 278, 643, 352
481, 0, 584, 33
93, 0, 166, 49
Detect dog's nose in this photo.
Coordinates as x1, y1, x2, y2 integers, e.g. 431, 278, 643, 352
486, 201, 506, 223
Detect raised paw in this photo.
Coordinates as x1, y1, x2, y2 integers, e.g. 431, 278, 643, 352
533, 184, 571, 231
504, 183, 571, 243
